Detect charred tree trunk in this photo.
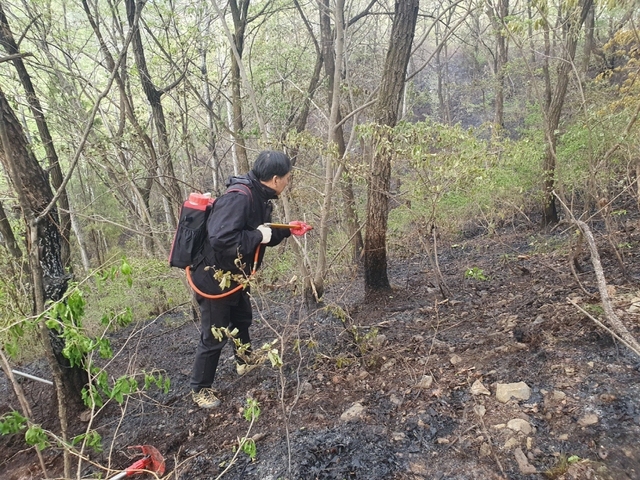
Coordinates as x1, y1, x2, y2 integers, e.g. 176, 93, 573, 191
0, 91, 87, 410
0, 5, 72, 267
364, 0, 419, 293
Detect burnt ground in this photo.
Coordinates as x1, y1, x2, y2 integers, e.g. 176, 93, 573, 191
2, 217, 640, 480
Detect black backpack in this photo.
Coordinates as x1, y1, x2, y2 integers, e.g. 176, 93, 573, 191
168, 185, 252, 269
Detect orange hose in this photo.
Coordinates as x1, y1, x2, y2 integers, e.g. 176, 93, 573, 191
185, 245, 262, 299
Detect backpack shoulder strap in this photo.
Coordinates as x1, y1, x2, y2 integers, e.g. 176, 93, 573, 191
225, 183, 252, 197
225, 183, 253, 209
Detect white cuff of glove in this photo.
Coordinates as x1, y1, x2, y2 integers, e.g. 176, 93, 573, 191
257, 225, 272, 244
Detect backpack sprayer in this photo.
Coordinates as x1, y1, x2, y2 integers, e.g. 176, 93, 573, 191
184, 221, 314, 299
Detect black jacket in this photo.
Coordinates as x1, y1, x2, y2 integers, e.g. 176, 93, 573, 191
190, 172, 290, 295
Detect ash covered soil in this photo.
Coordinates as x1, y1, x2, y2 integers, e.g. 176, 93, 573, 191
2, 219, 640, 480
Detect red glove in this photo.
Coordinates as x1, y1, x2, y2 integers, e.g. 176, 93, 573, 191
290, 220, 312, 236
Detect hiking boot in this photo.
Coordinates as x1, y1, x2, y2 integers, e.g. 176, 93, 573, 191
191, 388, 221, 408
236, 362, 259, 376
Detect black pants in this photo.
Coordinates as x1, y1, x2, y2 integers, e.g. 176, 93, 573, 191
190, 289, 252, 392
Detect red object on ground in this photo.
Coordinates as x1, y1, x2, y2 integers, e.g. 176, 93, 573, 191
109, 445, 165, 480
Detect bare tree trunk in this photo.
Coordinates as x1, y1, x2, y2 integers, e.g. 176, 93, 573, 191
541, 0, 593, 226
582, 2, 595, 77
125, 0, 182, 225
291, 0, 324, 137
199, 32, 219, 189
341, 173, 363, 262
318, 0, 363, 271
313, 0, 346, 302
228, 0, 251, 173
364, 0, 419, 293
487, 0, 509, 130
69, 209, 91, 273
527, 0, 536, 64
0, 5, 72, 268
434, 11, 451, 125
0, 199, 22, 259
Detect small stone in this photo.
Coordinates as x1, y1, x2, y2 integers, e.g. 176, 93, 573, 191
558, 434, 569, 440
514, 447, 537, 474
552, 390, 566, 401
496, 382, 531, 403
470, 379, 491, 396
436, 437, 450, 444
409, 461, 428, 475
392, 431, 406, 441
340, 403, 365, 422
504, 437, 520, 449
381, 359, 396, 371
507, 418, 532, 435
473, 405, 486, 417
450, 354, 462, 365
417, 375, 433, 389
480, 442, 492, 457
373, 334, 387, 347
578, 413, 599, 427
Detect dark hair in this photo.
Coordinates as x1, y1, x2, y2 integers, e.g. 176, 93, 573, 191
251, 150, 291, 181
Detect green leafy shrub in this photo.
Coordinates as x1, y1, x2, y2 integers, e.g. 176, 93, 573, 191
83, 257, 190, 328
383, 120, 545, 250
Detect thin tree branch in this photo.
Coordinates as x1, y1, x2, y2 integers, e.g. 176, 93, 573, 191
555, 192, 640, 357
348, 0, 379, 26
0, 52, 32, 63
